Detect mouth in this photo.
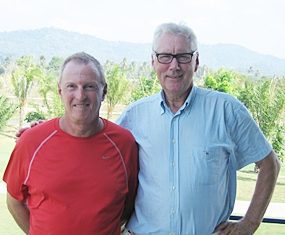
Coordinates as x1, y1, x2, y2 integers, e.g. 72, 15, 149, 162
73, 103, 89, 108
167, 74, 183, 79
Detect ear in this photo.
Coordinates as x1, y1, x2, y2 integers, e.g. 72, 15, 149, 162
58, 82, 62, 95
151, 54, 155, 68
194, 52, 199, 72
101, 84, 107, 101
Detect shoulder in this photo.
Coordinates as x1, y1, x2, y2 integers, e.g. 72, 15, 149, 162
103, 119, 136, 142
125, 92, 161, 111
195, 86, 244, 109
118, 92, 161, 120
116, 93, 161, 129
18, 118, 59, 144
195, 86, 237, 101
9, 119, 59, 167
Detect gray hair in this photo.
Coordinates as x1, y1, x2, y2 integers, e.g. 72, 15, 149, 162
60, 52, 106, 85
152, 23, 198, 52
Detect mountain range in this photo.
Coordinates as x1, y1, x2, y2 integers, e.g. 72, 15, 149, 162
0, 28, 285, 76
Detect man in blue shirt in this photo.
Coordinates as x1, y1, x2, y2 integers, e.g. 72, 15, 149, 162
118, 23, 280, 235
16, 23, 281, 235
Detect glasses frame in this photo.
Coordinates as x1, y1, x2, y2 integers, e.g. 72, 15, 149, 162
153, 50, 198, 64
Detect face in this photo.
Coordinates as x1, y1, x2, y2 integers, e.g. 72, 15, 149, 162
58, 61, 106, 125
152, 32, 199, 99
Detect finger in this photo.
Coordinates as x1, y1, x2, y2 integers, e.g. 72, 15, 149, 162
15, 127, 29, 137
31, 121, 40, 127
215, 222, 229, 231
215, 222, 236, 235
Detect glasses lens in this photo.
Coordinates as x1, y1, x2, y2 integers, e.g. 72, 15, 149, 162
155, 52, 196, 64
157, 54, 173, 63
177, 55, 192, 63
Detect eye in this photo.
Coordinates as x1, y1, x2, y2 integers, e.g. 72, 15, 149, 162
178, 55, 191, 61
84, 84, 98, 91
179, 57, 187, 62
158, 54, 172, 61
87, 85, 95, 89
66, 84, 76, 90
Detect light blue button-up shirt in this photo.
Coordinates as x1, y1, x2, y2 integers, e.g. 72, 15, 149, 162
117, 86, 272, 235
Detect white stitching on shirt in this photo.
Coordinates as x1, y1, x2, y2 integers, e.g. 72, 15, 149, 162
24, 130, 58, 185
103, 133, 128, 188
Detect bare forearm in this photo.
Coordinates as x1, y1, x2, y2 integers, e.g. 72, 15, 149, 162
7, 194, 30, 234
215, 152, 280, 235
243, 151, 280, 227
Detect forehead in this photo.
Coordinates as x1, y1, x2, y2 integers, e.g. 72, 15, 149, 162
155, 32, 191, 53
61, 61, 100, 82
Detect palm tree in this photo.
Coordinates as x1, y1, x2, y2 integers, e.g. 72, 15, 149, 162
10, 56, 42, 128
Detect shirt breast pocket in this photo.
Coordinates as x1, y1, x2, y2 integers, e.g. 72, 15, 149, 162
190, 146, 229, 185
27, 191, 46, 209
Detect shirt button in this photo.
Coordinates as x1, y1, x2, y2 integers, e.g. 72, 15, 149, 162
172, 139, 175, 144
172, 161, 175, 167
172, 186, 175, 191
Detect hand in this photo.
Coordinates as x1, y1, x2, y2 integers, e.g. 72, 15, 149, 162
15, 120, 44, 138
214, 218, 260, 235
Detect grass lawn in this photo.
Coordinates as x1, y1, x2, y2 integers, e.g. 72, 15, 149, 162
256, 222, 285, 235
0, 194, 25, 235
0, 133, 15, 176
0, 131, 25, 234
237, 163, 285, 203
0, 133, 284, 234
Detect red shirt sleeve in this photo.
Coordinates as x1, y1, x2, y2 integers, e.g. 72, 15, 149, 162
3, 139, 30, 201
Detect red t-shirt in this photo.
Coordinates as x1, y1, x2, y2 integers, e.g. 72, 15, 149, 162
3, 118, 138, 235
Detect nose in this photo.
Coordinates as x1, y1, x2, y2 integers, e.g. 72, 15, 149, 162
169, 57, 180, 70
75, 87, 86, 100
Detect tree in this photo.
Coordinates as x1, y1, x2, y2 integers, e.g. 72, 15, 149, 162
104, 61, 130, 119
131, 70, 160, 101
47, 56, 64, 75
43, 84, 64, 118
36, 56, 64, 118
203, 68, 285, 162
25, 111, 46, 122
0, 56, 13, 76
10, 56, 43, 128
203, 68, 245, 96
0, 95, 17, 131
0, 66, 4, 76
238, 78, 285, 161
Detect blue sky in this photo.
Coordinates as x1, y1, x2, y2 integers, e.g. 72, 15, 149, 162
1, 0, 284, 59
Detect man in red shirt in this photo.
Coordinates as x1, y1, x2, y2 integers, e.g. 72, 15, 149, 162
3, 52, 138, 235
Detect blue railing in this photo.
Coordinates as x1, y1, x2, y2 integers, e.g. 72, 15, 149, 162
230, 215, 285, 224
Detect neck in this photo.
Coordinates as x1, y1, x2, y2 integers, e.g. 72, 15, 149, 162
167, 99, 185, 113
164, 87, 192, 113
59, 117, 104, 137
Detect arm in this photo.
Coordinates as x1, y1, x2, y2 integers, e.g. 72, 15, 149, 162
6, 192, 30, 234
120, 143, 139, 226
215, 151, 280, 235
242, 151, 280, 227
120, 170, 138, 226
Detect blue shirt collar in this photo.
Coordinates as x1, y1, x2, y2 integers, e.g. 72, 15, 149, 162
159, 86, 197, 114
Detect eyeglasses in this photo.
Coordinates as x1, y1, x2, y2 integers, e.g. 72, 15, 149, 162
153, 51, 198, 64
